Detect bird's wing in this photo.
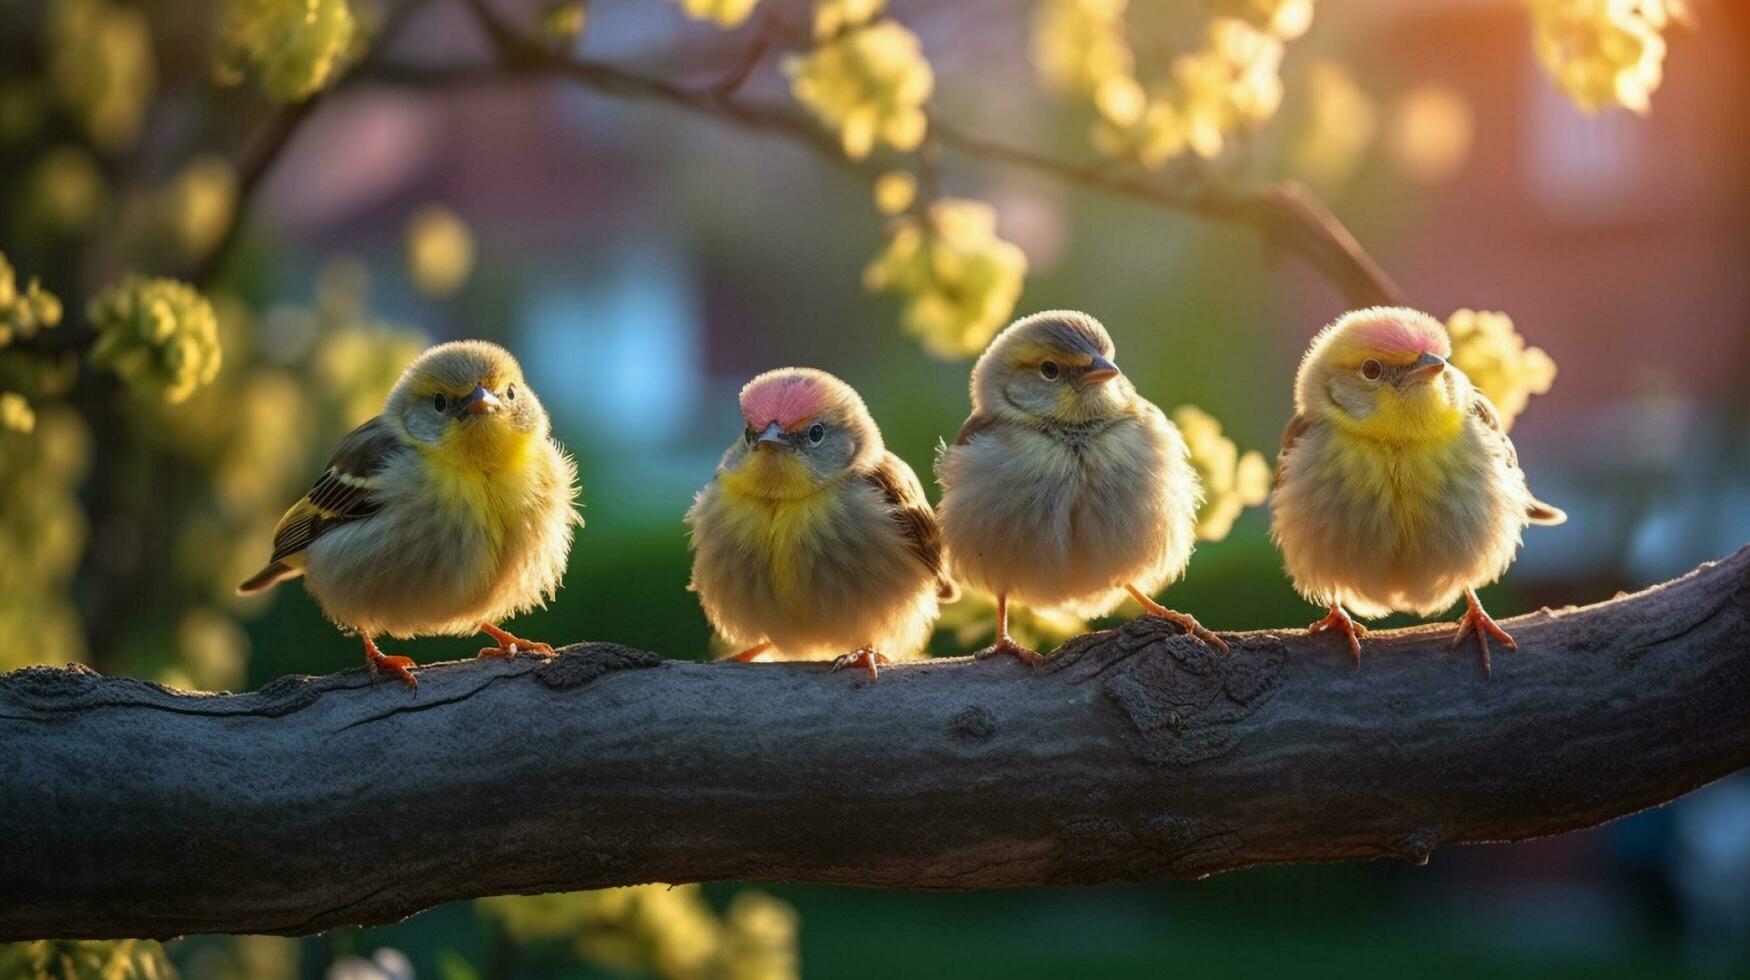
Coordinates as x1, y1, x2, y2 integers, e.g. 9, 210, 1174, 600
1274, 413, 1315, 483
864, 452, 955, 598
268, 416, 403, 563
952, 412, 1000, 446
1469, 397, 1567, 526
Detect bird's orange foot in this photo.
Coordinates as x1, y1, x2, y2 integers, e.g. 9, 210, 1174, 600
721, 642, 772, 664
477, 623, 556, 660
1452, 590, 1515, 678
361, 636, 418, 690
830, 647, 891, 680
366, 652, 419, 690
976, 636, 1045, 666
1127, 586, 1229, 653
1308, 604, 1368, 663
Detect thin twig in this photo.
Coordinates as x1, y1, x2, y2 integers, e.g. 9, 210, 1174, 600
375, 7, 1403, 308
929, 120, 1405, 307
178, 0, 1405, 319
193, 0, 439, 289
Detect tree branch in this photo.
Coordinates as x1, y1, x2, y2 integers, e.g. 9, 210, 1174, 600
4, 547, 1748, 941
927, 123, 1404, 307
369, 1, 1403, 307
192, 0, 438, 289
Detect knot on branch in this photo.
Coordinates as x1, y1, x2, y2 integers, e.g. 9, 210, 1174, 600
535, 643, 663, 689
1089, 621, 1288, 766
949, 704, 998, 740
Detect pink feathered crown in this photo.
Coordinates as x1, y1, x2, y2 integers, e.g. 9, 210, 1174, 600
1346, 311, 1451, 358
740, 371, 830, 431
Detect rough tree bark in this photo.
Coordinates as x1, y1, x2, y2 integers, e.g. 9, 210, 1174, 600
3, 546, 1748, 941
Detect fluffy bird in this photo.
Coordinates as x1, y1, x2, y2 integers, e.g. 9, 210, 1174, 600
686, 368, 953, 679
1269, 307, 1565, 673
935, 310, 1222, 663
238, 341, 580, 689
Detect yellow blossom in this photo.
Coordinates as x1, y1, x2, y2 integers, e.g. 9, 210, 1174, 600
45, 0, 155, 150
1529, 0, 1681, 114
1289, 60, 1377, 189
313, 322, 429, 426
814, 0, 887, 40
670, 0, 761, 29
1445, 309, 1557, 430
156, 155, 240, 263
479, 885, 800, 980
872, 170, 917, 215
1173, 17, 1286, 159
542, 0, 588, 40
0, 393, 34, 433
1090, 87, 1186, 169
1212, 0, 1316, 40
215, 0, 359, 102
786, 20, 934, 159
405, 205, 477, 299
1386, 83, 1474, 183
0, 940, 174, 980
1, 252, 64, 347
863, 198, 1028, 359
1174, 405, 1271, 541
1030, 0, 1133, 97
88, 275, 224, 404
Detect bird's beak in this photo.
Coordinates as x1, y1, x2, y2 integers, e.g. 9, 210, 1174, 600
1402, 352, 1447, 385
456, 384, 502, 417
1082, 355, 1121, 385
754, 421, 789, 452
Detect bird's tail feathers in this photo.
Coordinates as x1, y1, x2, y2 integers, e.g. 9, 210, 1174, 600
236, 561, 303, 596
1526, 499, 1567, 526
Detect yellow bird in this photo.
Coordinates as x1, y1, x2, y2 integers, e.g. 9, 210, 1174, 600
1269, 307, 1565, 673
685, 368, 953, 679
237, 341, 581, 689
935, 310, 1221, 664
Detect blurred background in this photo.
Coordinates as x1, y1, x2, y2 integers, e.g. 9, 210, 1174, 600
2, 0, 1748, 977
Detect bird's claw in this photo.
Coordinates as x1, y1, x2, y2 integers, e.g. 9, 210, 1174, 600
1308, 605, 1367, 663
977, 637, 1045, 666
1130, 590, 1229, 653
830, 647, 891, 680
367, 652, 419, 691
477, 624, 556, 660
1156, 612, 1229, 653
720, 643, 772, 664
1452, 592, 1514, 678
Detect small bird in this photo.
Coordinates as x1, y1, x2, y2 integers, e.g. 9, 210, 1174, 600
237, 340, 580, 689
1269, 307, 1565, 674
685, 367, 953, 679
935, 310, 1222, 664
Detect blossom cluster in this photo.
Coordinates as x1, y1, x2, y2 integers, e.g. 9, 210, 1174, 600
863, 199, 1029, 358
1445, 309, 1558, 431
1529, 0, 1683, 114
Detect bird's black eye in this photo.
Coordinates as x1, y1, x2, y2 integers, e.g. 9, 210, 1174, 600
1040, 360, 1060, 380
807, 423, 826, 445
505, 383, 517, 401
1361, 359, 1382, 381
744, 426, 757, 446
433, 393, 448, 412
